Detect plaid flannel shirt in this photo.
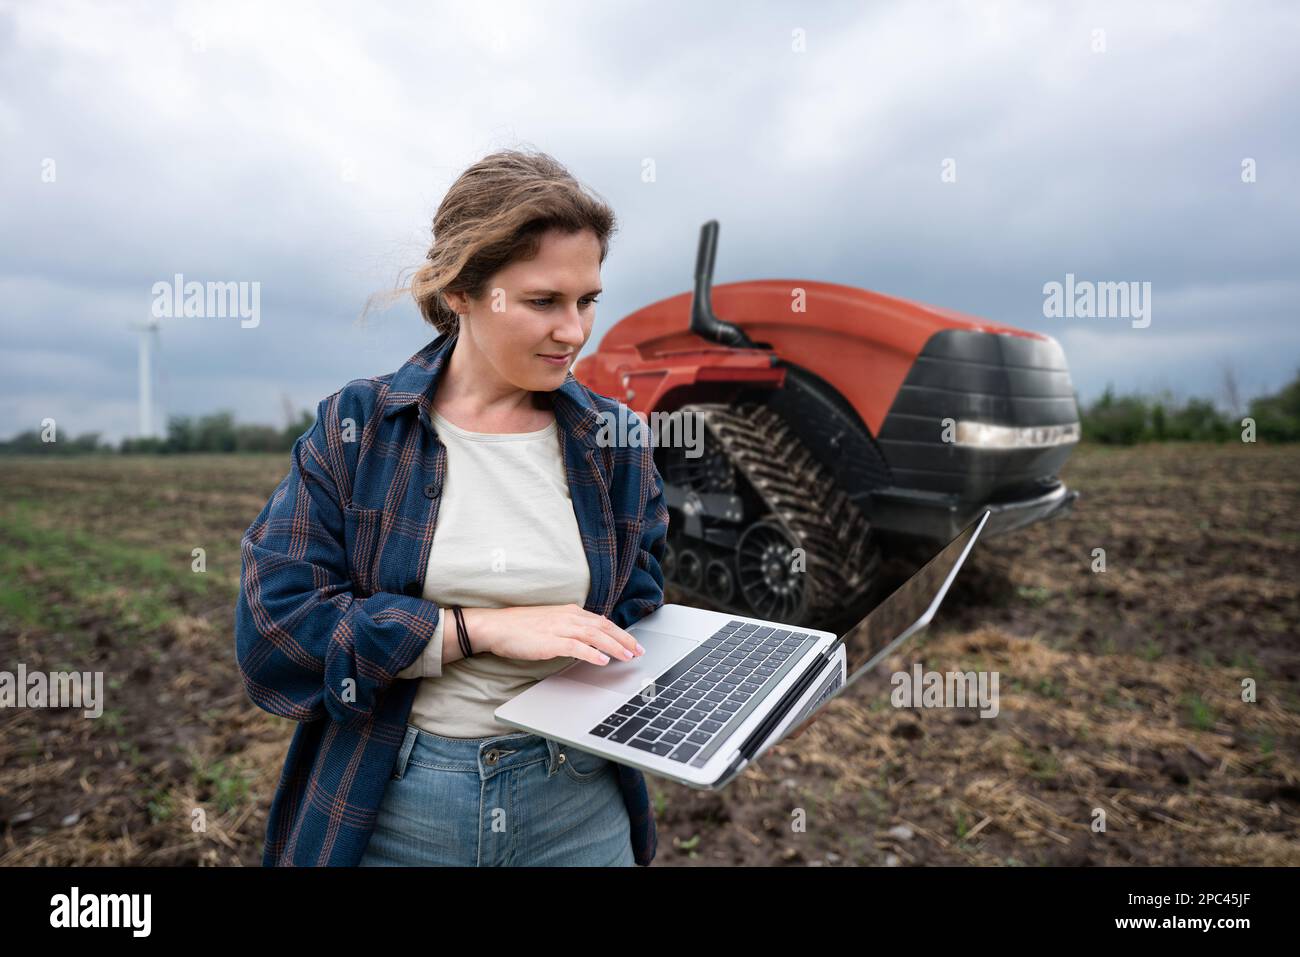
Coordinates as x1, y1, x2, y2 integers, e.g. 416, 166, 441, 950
234, 330, 668, 866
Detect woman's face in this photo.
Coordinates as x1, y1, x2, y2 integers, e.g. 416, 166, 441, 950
449, 227, 603, 393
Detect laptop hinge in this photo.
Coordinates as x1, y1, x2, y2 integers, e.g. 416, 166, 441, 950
733, 650, 832, 762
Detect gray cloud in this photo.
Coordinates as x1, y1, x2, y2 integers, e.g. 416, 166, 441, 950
2, 0, 1297, 443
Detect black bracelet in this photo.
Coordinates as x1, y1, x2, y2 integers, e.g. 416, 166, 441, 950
452, 605, 473, 658
460, 608, 473, 657
450, 605, 463, 656
447, 605, 463, 657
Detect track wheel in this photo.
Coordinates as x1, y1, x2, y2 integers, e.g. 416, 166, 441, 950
676, 547, 704, 592
736, 520, 807, 621
704, 559, 735, 605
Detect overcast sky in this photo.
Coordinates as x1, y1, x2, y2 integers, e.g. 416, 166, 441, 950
3, 0, 1297, 444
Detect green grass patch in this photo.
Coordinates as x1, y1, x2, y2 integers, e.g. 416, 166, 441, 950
190, 754, 251, 815
1016, 585, 1052, 607
1180, 693, 1217, 731
1019, 742, 1061, 781
146, 789, 178, 825
0, 500, 218, 639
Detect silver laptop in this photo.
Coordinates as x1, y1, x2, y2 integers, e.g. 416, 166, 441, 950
496, 509, 991, 789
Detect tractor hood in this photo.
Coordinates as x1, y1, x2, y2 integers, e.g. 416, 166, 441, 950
576, 278, 1055, 437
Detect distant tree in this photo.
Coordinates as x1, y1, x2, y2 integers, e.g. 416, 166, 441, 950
0, 429, 109, 455
2, 408, 319, 455
1167, 398, 1232, 441
1081, 385, 1148, 444
235, 424, 285, 452
68, 432, 107, 453
0, 430, 45, 454
1249, 368, 1300, 441
1150, 399, 1167, 440
166, 414, 198, 453
119, 435, 168, 454
281, 409, 316, 447
194, 411, 238, 453
1079, 369, 1300, 443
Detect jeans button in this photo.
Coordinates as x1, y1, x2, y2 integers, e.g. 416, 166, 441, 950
484, 749, 499, 765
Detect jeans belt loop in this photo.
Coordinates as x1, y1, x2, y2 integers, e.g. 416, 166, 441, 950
393, 724, 419, 780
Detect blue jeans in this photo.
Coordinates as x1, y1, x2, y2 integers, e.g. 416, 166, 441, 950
358, 724, 636, 866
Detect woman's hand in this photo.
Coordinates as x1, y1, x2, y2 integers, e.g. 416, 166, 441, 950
462, 604, 645, 666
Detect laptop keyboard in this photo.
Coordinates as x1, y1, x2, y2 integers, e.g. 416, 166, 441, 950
587, 620, 818, 768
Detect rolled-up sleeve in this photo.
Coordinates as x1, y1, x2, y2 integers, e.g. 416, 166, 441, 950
609, 440, 669, 632
395, 615, 445, 679
234, 396, 440, 730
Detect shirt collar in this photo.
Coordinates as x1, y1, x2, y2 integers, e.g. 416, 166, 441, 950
380, 330, 604, 446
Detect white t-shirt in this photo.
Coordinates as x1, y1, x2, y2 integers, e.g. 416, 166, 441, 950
395, 407, 592, 738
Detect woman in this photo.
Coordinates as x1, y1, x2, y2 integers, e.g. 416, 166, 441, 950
234, 149, 669, 866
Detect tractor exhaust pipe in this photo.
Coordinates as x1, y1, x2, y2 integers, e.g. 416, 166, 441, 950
690, 220, 755, 349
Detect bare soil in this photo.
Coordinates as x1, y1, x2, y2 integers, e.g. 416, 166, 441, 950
1, 444, 1296, 866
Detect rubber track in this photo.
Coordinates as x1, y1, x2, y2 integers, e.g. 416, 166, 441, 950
682, 401, 880, 620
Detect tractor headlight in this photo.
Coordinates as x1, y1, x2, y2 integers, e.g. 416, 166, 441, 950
952, 420, 1080, 449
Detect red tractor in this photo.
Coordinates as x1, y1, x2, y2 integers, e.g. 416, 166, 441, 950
575, 221, 1080, 631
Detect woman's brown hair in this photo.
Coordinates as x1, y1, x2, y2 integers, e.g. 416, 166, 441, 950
371, 148, 618, 336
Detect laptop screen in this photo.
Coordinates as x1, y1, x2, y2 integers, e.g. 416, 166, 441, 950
835, 510, 989, 685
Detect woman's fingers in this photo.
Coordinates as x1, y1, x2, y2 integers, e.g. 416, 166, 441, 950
578, 610, 643, 657
577, 625, 636, 662
542, 605, 644, 666
564, 636, 612, 666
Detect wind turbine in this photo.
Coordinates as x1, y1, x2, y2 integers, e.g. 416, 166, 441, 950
129, 317, 162, 439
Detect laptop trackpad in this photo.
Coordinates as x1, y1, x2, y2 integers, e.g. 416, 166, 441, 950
563, 629, 698, 695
